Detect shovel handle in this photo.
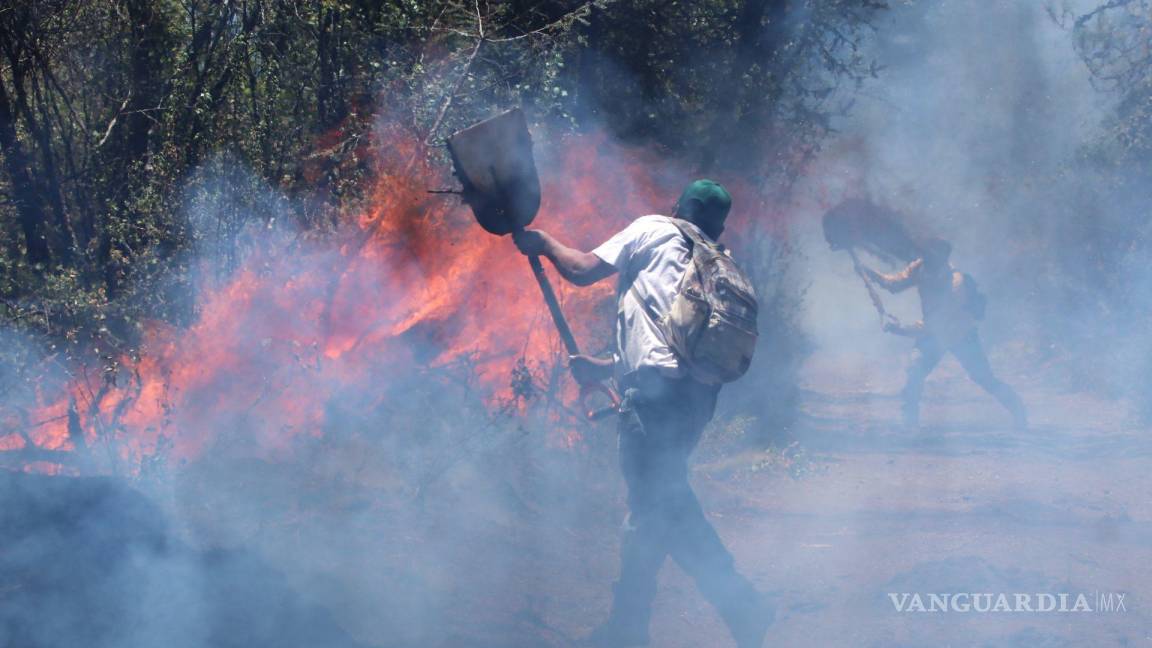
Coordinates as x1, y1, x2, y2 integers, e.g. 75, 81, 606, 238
848, 248, 887, 327
526, 254, 581, 355
522, 248, 621, 420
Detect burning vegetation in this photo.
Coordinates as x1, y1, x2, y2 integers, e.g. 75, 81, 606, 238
0, 129, 659, 470
1, 121, 803, 475
5, 1, 1152, 647
0, 2, 844, 475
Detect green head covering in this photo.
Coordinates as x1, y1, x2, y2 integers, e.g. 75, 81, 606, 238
676, 179, 732, 222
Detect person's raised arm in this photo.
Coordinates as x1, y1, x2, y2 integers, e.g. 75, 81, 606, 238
512, 229, 615, 286
862, 259, 921, 293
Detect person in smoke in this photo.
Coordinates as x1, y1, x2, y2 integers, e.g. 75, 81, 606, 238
513, 180, 770, 648
858, 238, 1028, 430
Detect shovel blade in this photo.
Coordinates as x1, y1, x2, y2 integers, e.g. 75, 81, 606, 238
822, 199, 924, 263
447, 109, 541, 235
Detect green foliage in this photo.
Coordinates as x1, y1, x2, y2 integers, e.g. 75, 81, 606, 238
1074, 0, 1152, 167
1062, 0, 1152, 419
0, 0, 887, 436
569, 0, 884, 175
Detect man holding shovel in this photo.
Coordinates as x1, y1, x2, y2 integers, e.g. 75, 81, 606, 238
513, 180, 771, 648
858, 238, 1028, 430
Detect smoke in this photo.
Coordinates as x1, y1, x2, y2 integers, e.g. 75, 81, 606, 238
5, 2, 1151, 646
758, 2, 1152, 644
795, 0, 1139, 384
2, 113, 774, 646
0, 471, 378, 648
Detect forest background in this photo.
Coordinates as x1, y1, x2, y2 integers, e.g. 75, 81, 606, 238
1, 0, 1150, 452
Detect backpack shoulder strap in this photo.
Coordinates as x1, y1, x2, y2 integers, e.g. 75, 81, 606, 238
668, 217, 725, 255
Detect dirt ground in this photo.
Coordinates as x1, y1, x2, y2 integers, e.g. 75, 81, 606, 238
165, 346, 1151, 648
680, 351, 1152, 648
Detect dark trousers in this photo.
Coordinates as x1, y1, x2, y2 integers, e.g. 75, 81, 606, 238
611, 369, 758, 633
902, 330, 1027, 426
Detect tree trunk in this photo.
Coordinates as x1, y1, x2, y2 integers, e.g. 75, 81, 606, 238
317, 6, 343, 131
705, 0, 790, 171
123, 0, 171, 163
26, 70, 75, 263
0, 74, 51, 264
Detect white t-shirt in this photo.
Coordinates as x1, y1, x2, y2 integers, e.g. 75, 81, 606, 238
591, 215, 708, 378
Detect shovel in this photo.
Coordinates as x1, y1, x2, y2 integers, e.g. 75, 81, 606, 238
446, 109, 619, 420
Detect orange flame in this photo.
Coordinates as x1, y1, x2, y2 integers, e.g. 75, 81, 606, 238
3, 123, 777, 472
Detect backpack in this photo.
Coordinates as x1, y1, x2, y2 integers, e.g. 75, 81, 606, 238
962, 273, 987, 320
633, 218, 759, 384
